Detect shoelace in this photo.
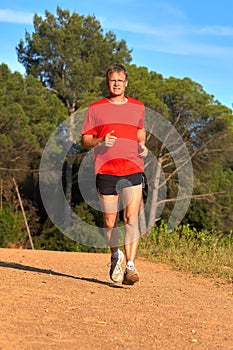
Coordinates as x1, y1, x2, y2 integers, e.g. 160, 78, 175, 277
108, 257, 121, 271
113, 263, 121, 272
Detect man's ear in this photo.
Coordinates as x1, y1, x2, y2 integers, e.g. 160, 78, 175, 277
125, 80, 128, 87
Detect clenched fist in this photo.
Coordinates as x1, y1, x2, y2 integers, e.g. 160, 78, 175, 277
138, 144, 148, 158
103, 130, 117, 147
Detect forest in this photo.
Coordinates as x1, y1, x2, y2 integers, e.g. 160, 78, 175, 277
1, 7, 233, 253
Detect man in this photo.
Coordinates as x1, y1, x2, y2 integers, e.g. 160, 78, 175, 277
81, 63, 148, 285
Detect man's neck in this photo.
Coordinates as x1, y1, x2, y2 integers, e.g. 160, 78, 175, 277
108, 96, 128, 104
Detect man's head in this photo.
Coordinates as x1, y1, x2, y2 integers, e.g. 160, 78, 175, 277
106, 63, 128, 97
106, 63, 128, 83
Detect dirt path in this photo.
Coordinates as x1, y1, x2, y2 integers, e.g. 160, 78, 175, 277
0, 248, 232, 350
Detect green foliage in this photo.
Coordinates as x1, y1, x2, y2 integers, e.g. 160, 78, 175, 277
125, 64, 167, 114
0, 63, 67, 155
16, 7, 132, 113
185, 165, 233, 232
34, 215, 107, 253
0, 66, 37, 160
22, 75, 68, 147
64, 202, 106, 248
34, 201, 106, 252
0, 63, 68, 247
34, 226, 78, 251
0, 207, 26, 247
139, 222, 233, 280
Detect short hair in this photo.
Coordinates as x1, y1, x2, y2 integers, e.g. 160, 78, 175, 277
106, 63, 128, 83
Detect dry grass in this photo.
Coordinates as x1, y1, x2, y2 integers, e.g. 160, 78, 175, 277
139, 223, 233, 282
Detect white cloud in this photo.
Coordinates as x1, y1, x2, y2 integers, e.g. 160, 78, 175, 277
101, 18, 233, 57
197, 25, 233, 36
136, 40, 233, 57
103, 17, 233, 38
0, 9, 34, 24
157, 3, 185, 20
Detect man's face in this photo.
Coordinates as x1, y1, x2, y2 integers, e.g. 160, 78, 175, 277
108, 71, 128, 96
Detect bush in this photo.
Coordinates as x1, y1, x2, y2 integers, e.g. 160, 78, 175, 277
0, 207, 26, 248
139, 221, 233, 280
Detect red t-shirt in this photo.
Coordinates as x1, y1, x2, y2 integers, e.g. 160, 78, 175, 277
81, 97, 145, 175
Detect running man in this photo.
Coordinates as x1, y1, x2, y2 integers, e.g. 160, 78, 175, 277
81, 63, 148, 285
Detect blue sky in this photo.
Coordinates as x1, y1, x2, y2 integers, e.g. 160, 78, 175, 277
0, 0, 232, 109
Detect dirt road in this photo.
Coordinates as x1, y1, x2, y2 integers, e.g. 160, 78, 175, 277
0, 248, 232, 349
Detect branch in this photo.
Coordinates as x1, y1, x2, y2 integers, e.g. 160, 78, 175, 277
0, 167, 40, 173
157, 191, 225, 205
46, 87, 60, 95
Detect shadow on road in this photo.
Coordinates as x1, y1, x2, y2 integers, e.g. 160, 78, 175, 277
0, 261, 124, 289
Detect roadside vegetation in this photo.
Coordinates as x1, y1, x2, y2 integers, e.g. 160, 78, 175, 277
139, 222, 233, 282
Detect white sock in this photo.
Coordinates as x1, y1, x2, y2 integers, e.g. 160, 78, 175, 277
126, 261, 134, 270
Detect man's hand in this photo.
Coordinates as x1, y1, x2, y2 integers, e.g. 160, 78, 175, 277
103, 130, 117, 147
138, 144, 148, 158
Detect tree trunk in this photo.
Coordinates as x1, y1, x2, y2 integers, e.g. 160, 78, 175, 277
65, 111, 75, 204
13, 177, 34, 249
147, 157, 163, 230
64, 111, 75, 227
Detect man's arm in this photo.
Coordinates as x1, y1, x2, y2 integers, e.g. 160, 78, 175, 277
137, 128, 146, 146
81, 134, 103, 149
137, 128, 148, 158
81, 130, 117, 149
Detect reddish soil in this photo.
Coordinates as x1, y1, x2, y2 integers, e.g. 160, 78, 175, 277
0, 248, 232, 350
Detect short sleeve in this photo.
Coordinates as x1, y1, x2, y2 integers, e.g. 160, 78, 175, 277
81, 106, 97, 136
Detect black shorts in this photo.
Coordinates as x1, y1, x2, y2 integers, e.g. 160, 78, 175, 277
96, 173, 143, 195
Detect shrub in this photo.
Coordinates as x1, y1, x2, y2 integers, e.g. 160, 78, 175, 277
139, 222, 233, 280
0, 207, 26, 248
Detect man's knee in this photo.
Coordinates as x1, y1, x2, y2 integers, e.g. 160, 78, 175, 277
123, 214, 138, 226
104, 218, 117, 229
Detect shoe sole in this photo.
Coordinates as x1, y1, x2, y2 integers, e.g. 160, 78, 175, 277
122, 271, 139, 285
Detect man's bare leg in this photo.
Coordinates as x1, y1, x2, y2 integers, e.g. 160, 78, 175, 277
98, 193, 119, 251
121, 184, 142, 263
98, 193, 124, 282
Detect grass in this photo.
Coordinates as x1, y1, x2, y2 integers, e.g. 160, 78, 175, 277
138, 222, 233, 283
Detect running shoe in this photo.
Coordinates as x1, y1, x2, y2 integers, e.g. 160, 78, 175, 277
109, 250, 124, 282
122, 268, 139, 285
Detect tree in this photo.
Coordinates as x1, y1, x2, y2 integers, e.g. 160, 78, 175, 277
125, 64, 167, 114
0, 64, 67, 243
142, 76, 233, 233
0, 65, 37, 179
16, 7, 133, 207
120, 65, 233, 232
184, 165, 233, 232
0, 64, 67, 170
16, 7, 132, 114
